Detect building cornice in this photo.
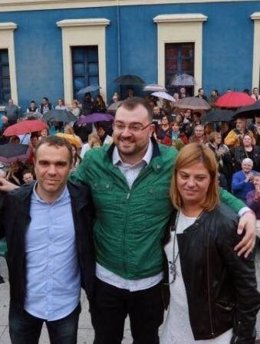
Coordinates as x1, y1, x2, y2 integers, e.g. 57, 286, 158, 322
57, 18, 110, 28
251, 12, 260, 20
153, 13, 208, 23
0, 22, 17, 30
0, 0, 259, 13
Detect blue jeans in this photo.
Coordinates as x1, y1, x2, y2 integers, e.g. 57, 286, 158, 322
9, 303, 81, 344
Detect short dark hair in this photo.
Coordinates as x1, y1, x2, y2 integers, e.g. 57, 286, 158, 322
22, 169, 33, 177
118, 97, 153, 122
35, 135, 73, 165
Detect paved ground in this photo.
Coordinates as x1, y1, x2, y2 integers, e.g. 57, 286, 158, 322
1, 248, 260, 344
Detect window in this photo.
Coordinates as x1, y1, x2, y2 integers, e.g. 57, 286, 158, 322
0, 49, 10, 104
251, 12, 260, 90
165, 43, 194, 95
153, 14, 207, 94
72, 46, 99, 99
0, 22, 17, 106
57, 18, 110, 104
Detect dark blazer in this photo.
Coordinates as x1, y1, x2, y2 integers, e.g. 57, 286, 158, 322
1, 181, 95, 310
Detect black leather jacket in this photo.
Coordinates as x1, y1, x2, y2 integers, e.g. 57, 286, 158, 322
165, 204, 260, 343
224, 145, 260, 173
0, 181, 95, 309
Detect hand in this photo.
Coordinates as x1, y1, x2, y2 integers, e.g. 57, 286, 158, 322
0, 178, 19, 192
218, 147, 225, 156
246, 173, 254, 183
234, 211, 256, 257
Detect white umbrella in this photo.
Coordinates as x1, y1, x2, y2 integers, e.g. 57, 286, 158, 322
107, 101, 123, 112
171, 73, 196, 86
77, 85, 101, 95
151, 91, 174, 102
174, 97, 211, 111
143, 84, 167, 92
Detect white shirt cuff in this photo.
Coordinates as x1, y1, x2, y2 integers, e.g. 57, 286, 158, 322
238, 206, 253, 217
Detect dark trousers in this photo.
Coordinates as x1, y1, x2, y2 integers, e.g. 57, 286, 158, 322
9, 303, 81, 344
91, 278, 164, 344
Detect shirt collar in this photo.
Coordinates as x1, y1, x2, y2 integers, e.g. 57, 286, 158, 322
112, 139, 153, 167
33, 182, 69, 204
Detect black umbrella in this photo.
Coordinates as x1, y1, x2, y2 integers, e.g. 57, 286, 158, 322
201, 108, 235, 123
233, 101, 260, 119
43, 109, 77, 123
113, 74, 145, 85
0, 143, 30, 164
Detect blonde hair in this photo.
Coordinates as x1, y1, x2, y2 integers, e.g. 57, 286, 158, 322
170, 143, 219, 211
208, 131, 221, 144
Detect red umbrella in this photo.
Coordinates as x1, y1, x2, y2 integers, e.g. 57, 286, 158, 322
3, 119, 48, 136
214, 91, 256, 108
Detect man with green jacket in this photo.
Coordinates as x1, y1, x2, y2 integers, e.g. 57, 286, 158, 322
70, 97, 256, 344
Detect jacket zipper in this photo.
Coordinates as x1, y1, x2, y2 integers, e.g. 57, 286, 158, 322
206, 230, 215, 337
123, 191, 131, 276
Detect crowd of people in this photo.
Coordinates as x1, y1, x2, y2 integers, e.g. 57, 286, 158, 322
0, 90, 260, 343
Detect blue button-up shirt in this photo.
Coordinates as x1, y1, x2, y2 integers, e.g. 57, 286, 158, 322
24, 185, 81, 321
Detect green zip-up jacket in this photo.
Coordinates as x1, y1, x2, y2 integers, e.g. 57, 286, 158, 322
70, 140, 245, 279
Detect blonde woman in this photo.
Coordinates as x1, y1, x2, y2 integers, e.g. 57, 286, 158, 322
161, 143, 260, 344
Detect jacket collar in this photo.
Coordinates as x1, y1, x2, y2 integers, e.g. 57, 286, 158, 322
11, 180, 88, 212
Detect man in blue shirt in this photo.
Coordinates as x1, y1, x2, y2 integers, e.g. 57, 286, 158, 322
0, 136, 95, 344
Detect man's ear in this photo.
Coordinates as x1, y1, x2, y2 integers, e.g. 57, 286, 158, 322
149, 123, 155, 137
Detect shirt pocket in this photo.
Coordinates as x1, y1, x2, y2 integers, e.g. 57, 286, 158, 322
92, 181, 114, 211
145, 184, 171, 215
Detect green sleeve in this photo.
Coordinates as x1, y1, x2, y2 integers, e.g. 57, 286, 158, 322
219, 187, 246, 213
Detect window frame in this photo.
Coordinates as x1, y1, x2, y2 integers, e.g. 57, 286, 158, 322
0, 22, 17, 108
57, 18, 110, 104
153, 13, 207, 94
251, 12, 260, 90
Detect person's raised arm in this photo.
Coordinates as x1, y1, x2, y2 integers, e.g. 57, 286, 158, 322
220, 187, 256, 258
0, 178, 19, 192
